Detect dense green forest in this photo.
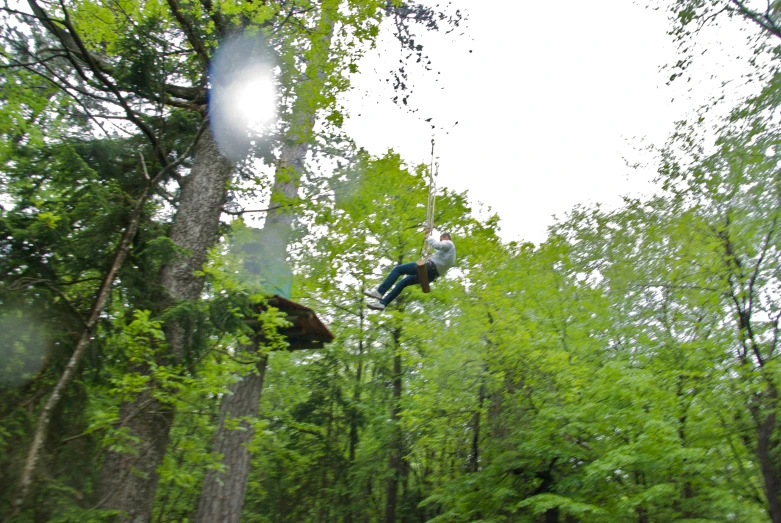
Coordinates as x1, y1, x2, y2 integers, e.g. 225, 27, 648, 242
3, 0, 781, 522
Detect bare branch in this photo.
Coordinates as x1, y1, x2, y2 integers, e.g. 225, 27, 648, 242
139, 152, 150, 181
0, 53, 68, 69
729, 0, 781, 39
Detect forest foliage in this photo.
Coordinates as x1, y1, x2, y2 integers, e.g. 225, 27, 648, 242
3, 0, 781, 522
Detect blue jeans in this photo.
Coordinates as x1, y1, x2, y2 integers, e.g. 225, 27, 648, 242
378, 261, 438, 305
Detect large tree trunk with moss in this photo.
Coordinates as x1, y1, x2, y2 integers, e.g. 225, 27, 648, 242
96, 127, 233, 523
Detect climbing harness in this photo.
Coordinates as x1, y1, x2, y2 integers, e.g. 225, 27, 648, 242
416, 138, 438, 293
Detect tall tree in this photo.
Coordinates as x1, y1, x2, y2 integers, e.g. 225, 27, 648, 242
0, 1, 210, 515
194, 2, 466, 518
2, 0, 292, 518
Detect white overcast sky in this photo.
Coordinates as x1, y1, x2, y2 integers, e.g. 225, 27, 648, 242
339, 0, 763, 244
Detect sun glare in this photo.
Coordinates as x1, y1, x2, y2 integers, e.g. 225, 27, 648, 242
209, 35, 276, 161
232, 71, 276, 128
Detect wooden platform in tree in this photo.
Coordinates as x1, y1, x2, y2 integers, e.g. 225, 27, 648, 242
252, 295, 335, 351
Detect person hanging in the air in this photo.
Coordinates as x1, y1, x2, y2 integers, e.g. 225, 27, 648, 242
364, 229, 456, 310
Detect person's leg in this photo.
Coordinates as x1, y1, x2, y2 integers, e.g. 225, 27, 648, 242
381, 274, 419, 305
377, 262, 417, 296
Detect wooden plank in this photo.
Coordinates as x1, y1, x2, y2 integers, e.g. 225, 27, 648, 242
253, 295, 335, 342
416, 258, 430, 293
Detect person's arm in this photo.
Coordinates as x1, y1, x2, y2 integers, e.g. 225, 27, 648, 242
426, 236, 453, 252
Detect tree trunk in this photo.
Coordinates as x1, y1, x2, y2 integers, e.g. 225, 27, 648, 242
96, 389, 174, 523
97, 126, 234, 523
316, 399, 335, 522
193, 4, 336, 520
757, 384, 781, 523
345, 306, 365, 523
349, 351, 363, 464
195, 348, 268, 523
469, 376, 486, 473
191, 99, 314, 523
384, 330, 403, 523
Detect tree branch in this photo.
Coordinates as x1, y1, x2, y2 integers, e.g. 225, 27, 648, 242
198, 0, 226, 37
729, 0, 781, 39
165, 0, 210, 66
55, 0, 170, 165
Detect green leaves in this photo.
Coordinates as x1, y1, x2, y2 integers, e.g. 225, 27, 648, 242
516, 494, 606, 519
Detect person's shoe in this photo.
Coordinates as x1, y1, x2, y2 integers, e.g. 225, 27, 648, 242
364, 289, 383, 300
367, 301, 385, 311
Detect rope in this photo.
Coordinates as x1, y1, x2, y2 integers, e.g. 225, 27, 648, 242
421, 138, 438, 258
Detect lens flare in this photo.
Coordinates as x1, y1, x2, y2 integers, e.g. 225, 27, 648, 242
0, 309, 47, 387
210, 35, 277, 162
233, 70, 276, 128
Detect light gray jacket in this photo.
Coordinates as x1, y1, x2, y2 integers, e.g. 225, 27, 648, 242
426, 237, 456, 276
